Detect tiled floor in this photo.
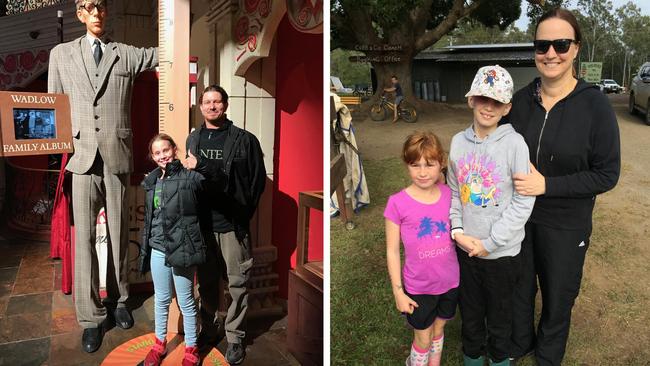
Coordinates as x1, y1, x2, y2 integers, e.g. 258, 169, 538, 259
0, 233, 299, 366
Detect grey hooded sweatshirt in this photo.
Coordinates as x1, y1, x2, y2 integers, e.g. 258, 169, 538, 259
448, 123, 535, 260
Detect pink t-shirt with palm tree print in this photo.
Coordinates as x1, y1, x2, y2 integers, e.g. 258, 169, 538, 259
384, 184, 460, 295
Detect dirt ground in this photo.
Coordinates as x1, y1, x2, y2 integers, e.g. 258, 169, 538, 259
348, 93, 650, 363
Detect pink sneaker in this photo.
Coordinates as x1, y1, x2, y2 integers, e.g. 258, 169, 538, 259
139, 337, 166, 366
182, 345, 200, 366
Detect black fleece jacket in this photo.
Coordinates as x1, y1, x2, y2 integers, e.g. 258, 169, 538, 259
506, 78, 620, 230
186, 119, 266, 236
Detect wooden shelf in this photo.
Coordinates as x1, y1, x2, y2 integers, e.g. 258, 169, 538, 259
288, 190, 324, 365
295, 191, 324, 291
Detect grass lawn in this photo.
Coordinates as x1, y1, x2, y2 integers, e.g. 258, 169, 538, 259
330, 157, 644, 366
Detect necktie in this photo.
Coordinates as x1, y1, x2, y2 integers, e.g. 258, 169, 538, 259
93, 39, 103, 66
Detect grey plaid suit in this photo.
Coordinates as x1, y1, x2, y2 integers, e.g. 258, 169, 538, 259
48, 35, 157, 328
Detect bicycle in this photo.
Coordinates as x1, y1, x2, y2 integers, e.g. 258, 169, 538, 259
370, 94, 418, 123
352, 85, 373, 97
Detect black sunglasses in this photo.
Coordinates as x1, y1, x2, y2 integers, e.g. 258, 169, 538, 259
533, 39, 577, 54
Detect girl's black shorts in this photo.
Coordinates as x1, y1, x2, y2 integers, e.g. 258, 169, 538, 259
404, 287, 459, 330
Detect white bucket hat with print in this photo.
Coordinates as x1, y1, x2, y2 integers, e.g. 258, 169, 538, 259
465, 65, 514, 104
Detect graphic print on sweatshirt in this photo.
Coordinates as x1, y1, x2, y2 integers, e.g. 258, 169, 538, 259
455, 152, 502, 207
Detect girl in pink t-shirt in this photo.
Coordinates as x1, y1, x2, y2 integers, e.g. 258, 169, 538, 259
385, 131, 460, 366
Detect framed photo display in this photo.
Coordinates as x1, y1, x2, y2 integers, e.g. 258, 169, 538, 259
0, 91, 73, 156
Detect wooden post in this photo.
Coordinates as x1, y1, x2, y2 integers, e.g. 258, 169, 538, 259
159, 0, 190, 334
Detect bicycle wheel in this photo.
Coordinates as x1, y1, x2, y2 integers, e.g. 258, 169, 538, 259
399, 102, 418, 123
370, 104, 387, 121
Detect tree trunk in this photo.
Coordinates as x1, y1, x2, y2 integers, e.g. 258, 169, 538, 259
370, 53, 417, 104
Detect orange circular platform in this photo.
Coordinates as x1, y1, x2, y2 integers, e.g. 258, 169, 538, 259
101, 333, 228, 366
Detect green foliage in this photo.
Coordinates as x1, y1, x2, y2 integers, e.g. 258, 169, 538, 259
372, 0, 424, 30
470, 0, 522, 30
330, 49, 372, 88
617, 3, 650, 83
331, 0, 423, 50
331, 0, 524, 97
332, 0, 650, 95
332, 0, 522, 52
576, 0, 617, 62
427, 0, 458, 29
525, 0, 567, 30
434, 19, 530, 47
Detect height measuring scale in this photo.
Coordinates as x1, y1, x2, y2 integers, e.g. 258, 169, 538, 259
158, 0, 190, 158
158, 0, 190, 333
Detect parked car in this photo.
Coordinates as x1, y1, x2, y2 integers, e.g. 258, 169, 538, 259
629, 62, 650, 125
600, 79, 622, 94
330, 76, 353, 94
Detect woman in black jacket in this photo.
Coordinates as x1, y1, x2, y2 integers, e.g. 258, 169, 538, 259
508, 9, 620, 366
138, 134, 206, 366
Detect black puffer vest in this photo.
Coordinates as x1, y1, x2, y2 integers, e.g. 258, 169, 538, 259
139, 160, 206, 273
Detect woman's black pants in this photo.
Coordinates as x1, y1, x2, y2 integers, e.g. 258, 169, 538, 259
511, 222, 590, 366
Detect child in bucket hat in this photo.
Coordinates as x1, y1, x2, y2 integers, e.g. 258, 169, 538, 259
447, 65, 535, 366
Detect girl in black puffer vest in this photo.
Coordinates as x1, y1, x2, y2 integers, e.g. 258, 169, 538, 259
138, 133, 205, 366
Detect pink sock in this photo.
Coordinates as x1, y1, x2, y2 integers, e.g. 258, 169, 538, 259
427, 334, 444, 366
408, 342, 429, 366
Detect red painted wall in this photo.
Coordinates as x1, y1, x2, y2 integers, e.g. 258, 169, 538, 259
273, 15, 323, 298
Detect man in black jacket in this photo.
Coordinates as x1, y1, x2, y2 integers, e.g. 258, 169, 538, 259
183, 85, 266, 365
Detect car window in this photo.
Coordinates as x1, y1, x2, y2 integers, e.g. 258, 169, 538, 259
642, 67, 650, 77
641, 66, 649, 77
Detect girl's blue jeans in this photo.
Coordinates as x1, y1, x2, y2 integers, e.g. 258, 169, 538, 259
150, 248, 198, 346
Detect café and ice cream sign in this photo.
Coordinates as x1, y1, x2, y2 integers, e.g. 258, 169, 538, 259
0, 91, 73, 156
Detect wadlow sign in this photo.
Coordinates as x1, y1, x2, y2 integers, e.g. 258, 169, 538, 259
0, 91, 73, 156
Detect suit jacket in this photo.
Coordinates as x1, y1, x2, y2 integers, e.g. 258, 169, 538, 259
48, 35, 157, 174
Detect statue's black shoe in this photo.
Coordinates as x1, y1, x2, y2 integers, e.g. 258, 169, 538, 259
82, 325, 103, 353
113, 307, 134, 329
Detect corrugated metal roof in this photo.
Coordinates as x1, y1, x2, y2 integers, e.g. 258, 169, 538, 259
418, 50, 534, 62
416, 43, 535, 63
442, 43, 534, 50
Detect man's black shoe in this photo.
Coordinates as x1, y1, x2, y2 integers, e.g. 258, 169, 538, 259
113, 307, 134, 329
82, 326, 103, 353
226, 343, 245, 365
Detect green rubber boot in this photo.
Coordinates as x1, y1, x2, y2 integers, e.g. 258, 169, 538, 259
463, 354, 486, 366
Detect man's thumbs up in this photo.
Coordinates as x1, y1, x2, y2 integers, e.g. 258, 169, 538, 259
183, 148, 198, 170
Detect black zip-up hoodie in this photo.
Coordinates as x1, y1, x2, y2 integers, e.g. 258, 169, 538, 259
506, 78, 620, 230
